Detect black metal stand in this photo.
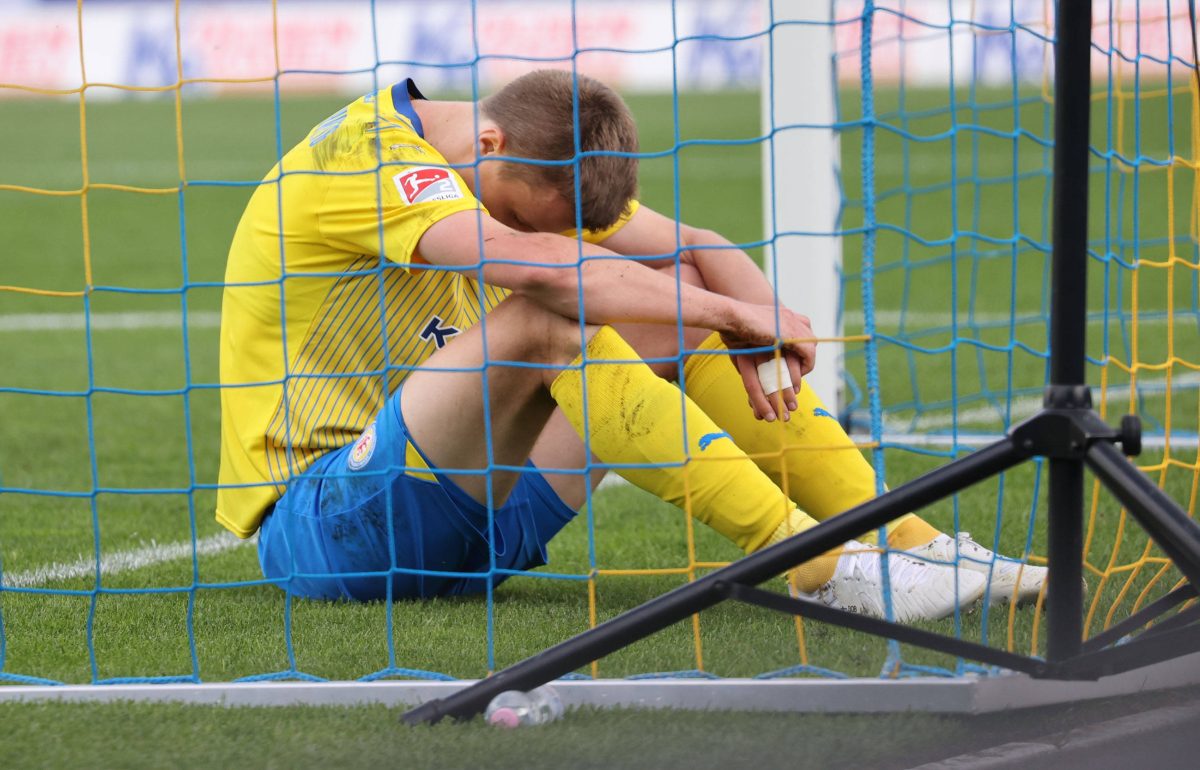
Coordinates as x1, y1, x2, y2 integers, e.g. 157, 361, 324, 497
402, 1, 1200, 725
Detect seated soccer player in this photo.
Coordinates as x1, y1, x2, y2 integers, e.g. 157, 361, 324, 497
216, 70, 1043, 622
538, 212, 1047, 611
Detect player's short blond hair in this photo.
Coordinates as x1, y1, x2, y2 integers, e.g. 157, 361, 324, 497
481, 70, 638, 232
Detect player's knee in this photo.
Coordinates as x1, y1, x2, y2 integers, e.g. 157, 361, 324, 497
654, 261, 706, 290
679, 261, 705, 289
544, 314, 599, 365
491, 295, 592, 364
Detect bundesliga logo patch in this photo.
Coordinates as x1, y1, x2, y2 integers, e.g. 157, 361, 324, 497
347, 422, 377, 471
393, 167, 463, 205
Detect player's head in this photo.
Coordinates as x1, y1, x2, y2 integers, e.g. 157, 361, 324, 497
478, 69, 638, 233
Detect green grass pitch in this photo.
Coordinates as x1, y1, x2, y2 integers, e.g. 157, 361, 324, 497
0, 87, 1195, 761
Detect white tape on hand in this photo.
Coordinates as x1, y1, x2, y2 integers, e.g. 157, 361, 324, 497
756, 358, 794, 396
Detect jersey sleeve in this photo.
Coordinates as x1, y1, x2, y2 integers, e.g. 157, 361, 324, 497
561, 199, 640, 244
316, 135, 482, 269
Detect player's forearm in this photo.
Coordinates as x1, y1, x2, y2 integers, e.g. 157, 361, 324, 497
519, 246, 740, 333
516, 240, 816, 373
465, 221, 746, 335
683, 228, 780, 308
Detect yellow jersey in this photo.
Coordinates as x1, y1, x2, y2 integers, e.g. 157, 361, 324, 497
217, 80, 635, 538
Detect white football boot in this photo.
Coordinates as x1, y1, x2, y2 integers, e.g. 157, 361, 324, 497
794, 540, 987, 623
906, 532, 1048, 605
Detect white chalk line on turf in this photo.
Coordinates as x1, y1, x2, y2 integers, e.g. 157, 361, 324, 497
2, 531, 252, 589
849, 308, 1183, 328
882, 371, 1200, 433
0, 310, 221, 333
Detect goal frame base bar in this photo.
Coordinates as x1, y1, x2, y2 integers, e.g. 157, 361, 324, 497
2, 650, 1198, 713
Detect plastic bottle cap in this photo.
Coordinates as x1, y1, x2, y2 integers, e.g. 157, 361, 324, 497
487, 707, 521, 729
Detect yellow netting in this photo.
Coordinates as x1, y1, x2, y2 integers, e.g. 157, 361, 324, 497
1078, 3, 1200, 644
2, 0, 1197, 683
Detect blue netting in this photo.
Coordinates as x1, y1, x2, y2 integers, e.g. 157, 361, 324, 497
838, 1, 1200, 447
0, 0, 1196, 689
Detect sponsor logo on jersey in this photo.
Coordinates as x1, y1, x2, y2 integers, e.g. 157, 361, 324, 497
813, 407, 835, 419
419, 315, 461, 349
393, 167, 463, 205
347, 422, 377, 470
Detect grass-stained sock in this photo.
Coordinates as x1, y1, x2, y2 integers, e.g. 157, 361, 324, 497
682, 332, 935, 546
551, 326, 818, 553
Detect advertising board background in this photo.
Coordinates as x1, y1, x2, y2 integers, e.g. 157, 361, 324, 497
3, 1, 1182, 99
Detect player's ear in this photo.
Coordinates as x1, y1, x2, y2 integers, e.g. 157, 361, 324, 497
477, 125, 506, 157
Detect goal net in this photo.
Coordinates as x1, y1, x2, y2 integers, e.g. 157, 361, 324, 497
0, 0, 1195, 689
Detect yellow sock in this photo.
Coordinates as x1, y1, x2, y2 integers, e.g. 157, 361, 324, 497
682, 333, 942, 550
885, 514, 941, 550
765, 507, 841, 592
550, 326, 821, 553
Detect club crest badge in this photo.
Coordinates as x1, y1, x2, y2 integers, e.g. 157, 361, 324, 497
393, 167, 463, 205
347, 422, 377, 470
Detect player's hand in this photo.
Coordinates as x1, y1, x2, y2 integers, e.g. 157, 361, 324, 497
721, 305, 816, 422
729, 349, 802, 422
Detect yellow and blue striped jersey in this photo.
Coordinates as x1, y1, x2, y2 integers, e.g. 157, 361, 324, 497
217, 80, 635, 538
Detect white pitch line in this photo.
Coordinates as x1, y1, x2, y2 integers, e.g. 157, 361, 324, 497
851, 309, 1186, 328
2, 531, 252, 589
0, 310, 221, 333
882, 371, 1200, 432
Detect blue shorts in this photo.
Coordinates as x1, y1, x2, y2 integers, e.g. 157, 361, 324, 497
257, 388, 578, 601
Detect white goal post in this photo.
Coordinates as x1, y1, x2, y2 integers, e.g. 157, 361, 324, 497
761, 0, 844, 414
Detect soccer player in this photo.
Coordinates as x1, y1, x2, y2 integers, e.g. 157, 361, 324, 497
217, 70, 1044, 621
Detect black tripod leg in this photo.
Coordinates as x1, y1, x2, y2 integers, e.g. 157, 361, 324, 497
1086, 441, 1200, 589
1046, 457, 1085, 660
401, 438, 1026, 725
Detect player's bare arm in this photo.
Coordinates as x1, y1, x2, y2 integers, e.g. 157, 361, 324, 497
416, 208, 817, 375
598, 204, 776, 304
593, 203, 811, 421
